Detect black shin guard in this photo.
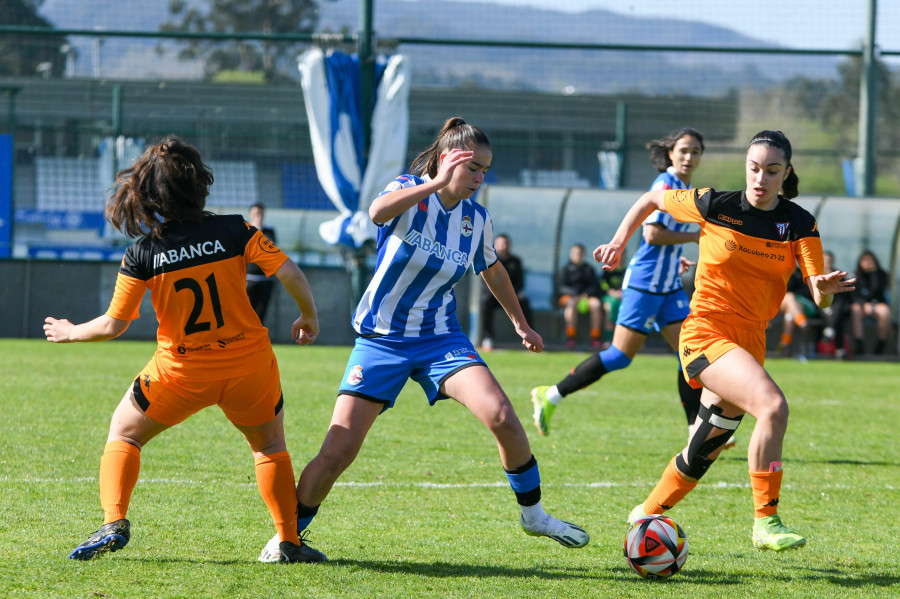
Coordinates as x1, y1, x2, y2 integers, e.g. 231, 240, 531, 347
675, 403, 743, 480
678, 372, 702, 426
556, 353, 608, 396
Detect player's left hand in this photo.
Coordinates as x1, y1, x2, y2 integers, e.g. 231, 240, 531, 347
518, 325, 544, 353
678, 255, 696, 275
291, 314, 319, 345
815, 270, 856, 295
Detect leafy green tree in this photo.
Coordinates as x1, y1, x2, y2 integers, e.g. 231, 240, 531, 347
0, 0, 68, 77
161, 0, 333, 83
819, 56, 900, 183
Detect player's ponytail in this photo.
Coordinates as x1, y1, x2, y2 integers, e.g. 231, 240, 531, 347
782, 166, 800, 200
410, 117, 491, 178
107, 135, 214, 238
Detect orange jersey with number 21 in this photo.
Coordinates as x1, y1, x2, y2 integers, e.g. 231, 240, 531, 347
106, 214, 288, 381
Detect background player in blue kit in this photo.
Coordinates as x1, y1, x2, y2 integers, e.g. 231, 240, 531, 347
531, 128, 713, 441
259, 117, 589, 561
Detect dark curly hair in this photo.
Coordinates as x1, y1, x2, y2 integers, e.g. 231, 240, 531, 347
106, 135, 214, 238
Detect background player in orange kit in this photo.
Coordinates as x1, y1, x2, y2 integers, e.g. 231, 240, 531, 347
44, 135, 324, 563
594, 130, 855, 551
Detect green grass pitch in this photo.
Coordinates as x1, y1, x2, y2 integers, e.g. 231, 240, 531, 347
0, 338, 897, 598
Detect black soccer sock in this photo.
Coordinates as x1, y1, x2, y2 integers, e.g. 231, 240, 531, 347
678, 370, 702, 426
556, 352, 608, 397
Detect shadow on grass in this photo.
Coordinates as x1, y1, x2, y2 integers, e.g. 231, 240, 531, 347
324, 558, 593, 581
105, 556, 899, 588
312, 559, 900, 589
789, 565, 900, 588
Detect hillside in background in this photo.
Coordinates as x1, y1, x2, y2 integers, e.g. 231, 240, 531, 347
38, 0, 840, 95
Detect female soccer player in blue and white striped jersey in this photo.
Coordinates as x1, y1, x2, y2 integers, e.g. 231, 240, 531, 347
259, 117, 588, 562
531, 128, 712, 441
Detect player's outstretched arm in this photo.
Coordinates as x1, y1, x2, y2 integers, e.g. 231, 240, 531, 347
481, 261, 543, 353
274, 260, 319, 345
43, 314, 130, 343
594, 190, 667, 270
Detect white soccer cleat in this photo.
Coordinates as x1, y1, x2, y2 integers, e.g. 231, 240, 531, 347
520, 513, 590, 548
258, 533, 281, 563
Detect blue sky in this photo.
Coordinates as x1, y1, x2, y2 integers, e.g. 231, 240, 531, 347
454, 0, 899, 51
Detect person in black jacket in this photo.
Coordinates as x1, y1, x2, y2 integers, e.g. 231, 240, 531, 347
246, 203, 278, 325
556, 243, 603, 349
850, 249, 892, 355
479, 234, 533, 351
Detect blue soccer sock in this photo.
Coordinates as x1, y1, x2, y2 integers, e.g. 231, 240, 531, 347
505, 455, 541, 507
297, 502, 319, 534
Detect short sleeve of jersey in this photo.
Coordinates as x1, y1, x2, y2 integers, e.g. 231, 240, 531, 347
790, 210, 824, 280
106, 272, 144, 321
474, 210, 498, 274
664, 188, 706, 225
374, 175, 423, 228
244, 226, 288, 277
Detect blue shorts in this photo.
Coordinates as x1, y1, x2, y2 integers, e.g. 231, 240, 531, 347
338, 332, 486, 409
616, 287, 690, 334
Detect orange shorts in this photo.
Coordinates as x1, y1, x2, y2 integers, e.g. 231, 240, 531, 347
678, 313, 767, 389
131, 353, 283, 427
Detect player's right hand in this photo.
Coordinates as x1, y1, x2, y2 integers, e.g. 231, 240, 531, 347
434, 148, 474, 187
593, 243, 622, 270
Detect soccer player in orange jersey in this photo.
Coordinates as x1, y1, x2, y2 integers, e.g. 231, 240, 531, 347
594, 130, 855, 551
44, 135, 324, 563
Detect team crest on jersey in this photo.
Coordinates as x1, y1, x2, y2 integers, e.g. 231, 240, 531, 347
461, 216, 474, 237
418, 200, 428, 211
347, 365, 364, 385
775, 222, 790, 240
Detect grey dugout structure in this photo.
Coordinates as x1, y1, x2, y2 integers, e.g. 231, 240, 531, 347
2, 187, 898, 356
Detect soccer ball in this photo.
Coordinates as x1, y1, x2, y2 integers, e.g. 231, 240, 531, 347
624, 515, 688, 580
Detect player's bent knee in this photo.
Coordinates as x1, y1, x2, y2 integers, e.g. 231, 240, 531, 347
755, 394, 789, 426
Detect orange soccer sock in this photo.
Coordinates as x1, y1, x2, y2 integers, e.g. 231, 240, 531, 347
99, 440, 142, 524
749, 465, 784, 518
566, 326, 576, 340
590, 327, 601, 340
795, 312, 807, 328
642, 456, 698, 515
255, 451, 300, 545
780, 332, 793, 347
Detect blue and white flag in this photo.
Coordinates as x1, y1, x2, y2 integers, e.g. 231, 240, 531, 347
298, 48, 410, 249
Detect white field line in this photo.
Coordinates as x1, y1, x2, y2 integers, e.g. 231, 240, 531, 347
1, 477, 894, 491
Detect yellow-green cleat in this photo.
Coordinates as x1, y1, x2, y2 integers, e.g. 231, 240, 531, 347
627, 503, 648, 526
530, 386, 555, 435
752, 514, 807, 551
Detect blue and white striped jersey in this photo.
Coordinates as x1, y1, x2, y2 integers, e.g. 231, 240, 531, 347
622, 166, 695, 294
352, 174, 497, 337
